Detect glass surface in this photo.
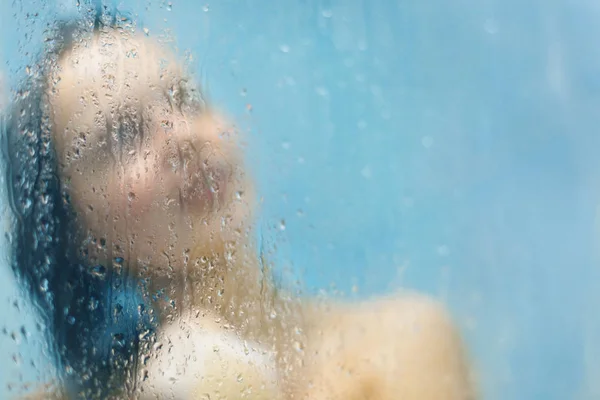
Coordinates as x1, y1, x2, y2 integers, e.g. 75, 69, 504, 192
1, 1, 598, 399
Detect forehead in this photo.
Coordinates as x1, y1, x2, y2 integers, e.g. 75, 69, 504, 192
48, 29, 187, 154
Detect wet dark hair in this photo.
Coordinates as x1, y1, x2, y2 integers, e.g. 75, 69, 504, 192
2, 10, 157, 399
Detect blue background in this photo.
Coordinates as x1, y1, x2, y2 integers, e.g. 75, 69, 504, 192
2, 1, 600, 399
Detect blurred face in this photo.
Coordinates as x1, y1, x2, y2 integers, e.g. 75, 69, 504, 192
48, 29, 253, 280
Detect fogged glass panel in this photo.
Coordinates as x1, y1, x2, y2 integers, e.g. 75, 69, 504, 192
0, 1, 598, 400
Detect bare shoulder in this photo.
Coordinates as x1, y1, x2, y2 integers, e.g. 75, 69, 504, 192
299, 292, 478, 400
307, 291, 461, 334
362, 291, 459, 331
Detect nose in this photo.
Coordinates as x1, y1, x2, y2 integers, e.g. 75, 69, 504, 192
165, 139, 234, 214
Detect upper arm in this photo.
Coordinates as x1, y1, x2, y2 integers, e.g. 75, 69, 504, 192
298, 294, 478, 400
375, 294, 478, 400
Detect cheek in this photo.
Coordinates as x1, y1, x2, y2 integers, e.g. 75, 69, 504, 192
123, 162, 160, 216
66, 163, 162, 240
114, 154, 174, 219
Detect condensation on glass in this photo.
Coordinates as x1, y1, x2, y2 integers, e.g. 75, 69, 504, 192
10, 1, 598, 400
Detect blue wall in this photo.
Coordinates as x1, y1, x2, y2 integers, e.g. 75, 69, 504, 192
2, 1, 600, 399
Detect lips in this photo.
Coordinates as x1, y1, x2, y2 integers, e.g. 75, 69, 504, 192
179, 162, 232, 214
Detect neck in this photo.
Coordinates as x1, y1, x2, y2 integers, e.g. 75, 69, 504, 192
145, 240, 305, 352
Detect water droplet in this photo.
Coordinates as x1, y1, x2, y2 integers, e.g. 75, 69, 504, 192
203, 4, 210, 12
89, 297, 99, 311
166, 1, 172, 11
280, 44, 290, 53
22, 198, 32, 210
66, 315, 76, 325
484, 18, 498, 34
322, 9, 333, 18
237, 374, 244, 383
143, 27, 150, 36
279, 220, 286, 231
437, 245, 450, 256
421, 136, 434, 148
113, 333, 125, 347
290, 339, 303, 354
90, 264, 107, 278
361, 165, 372, 179
315, 86, 329, 97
